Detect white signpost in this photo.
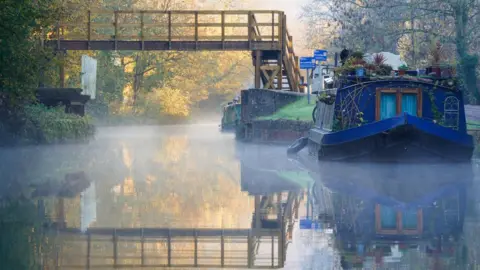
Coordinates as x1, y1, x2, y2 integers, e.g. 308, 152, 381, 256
81, 55, 97, 99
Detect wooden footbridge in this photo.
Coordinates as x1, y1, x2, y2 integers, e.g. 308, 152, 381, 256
43, 191, 301, 269
45, 10, 304, 92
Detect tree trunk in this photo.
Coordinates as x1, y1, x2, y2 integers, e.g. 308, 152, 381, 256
454, 4, 479, 104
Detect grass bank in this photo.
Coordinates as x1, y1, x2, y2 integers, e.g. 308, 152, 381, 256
256, 97, 316, 122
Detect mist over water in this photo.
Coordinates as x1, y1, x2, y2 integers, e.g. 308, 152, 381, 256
0, 123, 479, 269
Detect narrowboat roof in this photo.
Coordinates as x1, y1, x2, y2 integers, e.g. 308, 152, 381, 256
335, 75, 459, 93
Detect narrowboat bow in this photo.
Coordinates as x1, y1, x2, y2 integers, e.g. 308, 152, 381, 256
299, 78, 475, 162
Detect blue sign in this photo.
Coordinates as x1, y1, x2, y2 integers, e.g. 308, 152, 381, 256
300, 57, 316, 69
314, 49, 328, 61
299, 219, 322, 230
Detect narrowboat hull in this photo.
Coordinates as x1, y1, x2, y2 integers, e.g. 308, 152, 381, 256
308, 113, 475, 162
220, 103, 241, 132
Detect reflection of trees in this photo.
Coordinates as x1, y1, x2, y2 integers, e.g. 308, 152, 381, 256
77, 131, 252, 230
0, 199, 52, 270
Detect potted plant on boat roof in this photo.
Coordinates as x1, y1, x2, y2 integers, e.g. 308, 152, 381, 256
398, 64, 408, 76
352, 58, 366, 77
373, 53, 386, 66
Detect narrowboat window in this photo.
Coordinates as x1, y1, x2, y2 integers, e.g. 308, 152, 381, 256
380, 206, 397, 229
375, 204, 423, 235
401, 94, 418, 116
401, 209, 418, 230
444, 96, 460, 130
380, 93, 397, 120
376, 88, 422, 120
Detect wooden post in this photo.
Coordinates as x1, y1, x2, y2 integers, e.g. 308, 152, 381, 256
113, 229, 118, 268
221, 230, 225, 267
114, 11, 118, 50
86, 232, 91, 269
59, 52, 65, 88
271, 11, 275, 43
168, 11, 172, 50
247, 231, 253, 267
277, 193, 282, 224
221, 11, 225, 50
56, 21, 61, 50
141, 229, 145, 266
248, 12, 252, 50
254, 51, 261, 89
87, 10, 91, 50
254, 195, 261, 229
194, 230, 198, 267
167, 229, 172, 267
277, 52, 283, 90
278, 225, 285, 267
140, 11, 144, 50
271, 235, 275, 267
194, 12, 198, 50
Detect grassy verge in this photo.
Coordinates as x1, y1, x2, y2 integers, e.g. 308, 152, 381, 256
19, 104, 95, 144
467, 120, 480, 130
256, 97, 316, 122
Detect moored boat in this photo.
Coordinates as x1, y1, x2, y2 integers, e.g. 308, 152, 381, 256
220, 100, 241, 132
304, 77, 474, 162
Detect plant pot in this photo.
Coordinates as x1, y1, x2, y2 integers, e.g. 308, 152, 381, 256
431, 66, 441, 77
355, 67, 365, 77
398, 70, 406, 76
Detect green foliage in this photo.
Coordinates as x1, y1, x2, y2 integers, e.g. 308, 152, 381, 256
398, 64, 409, 70
351, 51, 364, 59
0, 0, 60, 106
256, 97, 316, 122
20, 104, 95, 144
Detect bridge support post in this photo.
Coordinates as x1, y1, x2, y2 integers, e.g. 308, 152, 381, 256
254, 51, 261, 88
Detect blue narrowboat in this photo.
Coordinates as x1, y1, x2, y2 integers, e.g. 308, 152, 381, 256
304, 76, 475, 162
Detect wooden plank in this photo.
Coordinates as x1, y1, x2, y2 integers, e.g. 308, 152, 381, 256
87, 9, 284, 15
45, 40, 281, 51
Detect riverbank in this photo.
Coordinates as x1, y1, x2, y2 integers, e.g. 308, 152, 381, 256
236, 89, 315, 144
0, 104, 95, 147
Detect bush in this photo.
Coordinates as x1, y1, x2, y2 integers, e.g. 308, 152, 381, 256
20, 104, 95, 144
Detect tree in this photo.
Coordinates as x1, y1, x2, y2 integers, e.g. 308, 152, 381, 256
302, 0, 480, 102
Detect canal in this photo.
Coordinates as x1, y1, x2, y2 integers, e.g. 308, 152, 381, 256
0, 125, 479, 269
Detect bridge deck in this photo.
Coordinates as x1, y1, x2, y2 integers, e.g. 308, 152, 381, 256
50, 228, 283, 269
45, 9, 303, 92
46, 10, 284, 51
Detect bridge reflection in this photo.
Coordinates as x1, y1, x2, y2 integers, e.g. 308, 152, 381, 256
38, 144, 306, 269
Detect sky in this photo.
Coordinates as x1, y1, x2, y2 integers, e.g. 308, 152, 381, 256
197, 0, 312, 56
243, 0, 311, 55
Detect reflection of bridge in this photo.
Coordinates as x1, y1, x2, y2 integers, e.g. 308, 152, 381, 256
46, 10, 304, 92
45, 191, 301, 269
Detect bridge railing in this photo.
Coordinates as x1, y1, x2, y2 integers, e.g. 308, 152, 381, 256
47, 10, 285, 51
